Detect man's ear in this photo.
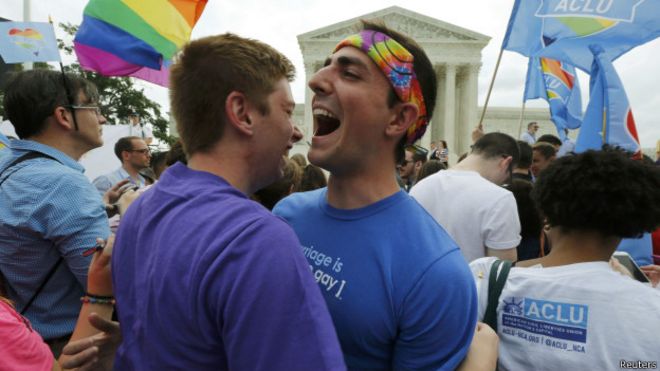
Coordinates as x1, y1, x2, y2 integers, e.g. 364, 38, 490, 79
225, 91, 254, 136
414, 160, 423, 172
501, 155, 513, 171
52, 106, 75, 131
385, 102, 418, 140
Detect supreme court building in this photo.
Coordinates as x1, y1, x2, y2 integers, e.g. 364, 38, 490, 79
289, 6, 554, 161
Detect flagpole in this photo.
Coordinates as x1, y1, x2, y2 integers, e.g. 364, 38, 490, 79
517, 101, 526, 137
23, 0, 32, 71
49, 15, 79, 131
478, 48, 504, 129
601, 108, 607, 144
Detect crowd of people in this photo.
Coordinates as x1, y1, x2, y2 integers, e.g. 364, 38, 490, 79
0, 19, 660, 371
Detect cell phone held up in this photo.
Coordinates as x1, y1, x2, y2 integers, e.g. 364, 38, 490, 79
612, 252, 651, 283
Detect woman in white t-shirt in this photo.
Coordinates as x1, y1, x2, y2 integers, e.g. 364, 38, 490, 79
470, 148, 660, 371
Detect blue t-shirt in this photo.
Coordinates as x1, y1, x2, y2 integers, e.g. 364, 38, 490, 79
274, 188, 477, 370
113, 163, 345, 370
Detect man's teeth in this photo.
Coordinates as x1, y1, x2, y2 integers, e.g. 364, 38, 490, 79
313, 108, 337, 119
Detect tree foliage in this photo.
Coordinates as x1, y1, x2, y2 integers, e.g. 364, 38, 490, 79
1, 23, 173, 145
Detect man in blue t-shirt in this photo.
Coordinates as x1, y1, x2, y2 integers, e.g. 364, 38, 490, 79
112, 34, 345, 370
274, 22, 478, 370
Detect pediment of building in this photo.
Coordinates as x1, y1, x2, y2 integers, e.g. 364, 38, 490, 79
298, 6, 490, 43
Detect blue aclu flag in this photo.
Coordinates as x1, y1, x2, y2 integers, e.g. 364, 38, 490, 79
524, 56, 583, 139
503, 0, 660, 71
575, 45, 641, 157
0, 22, 61, 63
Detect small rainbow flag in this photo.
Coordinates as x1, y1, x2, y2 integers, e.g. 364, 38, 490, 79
74, 0, 208, 87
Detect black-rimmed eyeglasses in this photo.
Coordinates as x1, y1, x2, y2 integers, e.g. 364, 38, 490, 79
68, 105, 102, 116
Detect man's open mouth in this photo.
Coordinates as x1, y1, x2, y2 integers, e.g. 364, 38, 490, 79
313, 108, 340, 137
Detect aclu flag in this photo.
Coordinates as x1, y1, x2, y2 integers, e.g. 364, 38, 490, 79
575, 45, 641, 157
502, 0, 660, 71
524, 56, 583, 138
0, 22, 61, 63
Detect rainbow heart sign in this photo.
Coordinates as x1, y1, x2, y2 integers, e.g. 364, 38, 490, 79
0, 22, 61, 63
9, 28, 45, 55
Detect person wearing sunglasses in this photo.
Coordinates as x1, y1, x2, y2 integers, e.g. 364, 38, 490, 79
92, 136, 151, 195
520, 121, 539, 145
398, 144, 428, 192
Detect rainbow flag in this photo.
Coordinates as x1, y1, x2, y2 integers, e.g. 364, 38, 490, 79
523, 56, 582, 139
74, 0, 207, 87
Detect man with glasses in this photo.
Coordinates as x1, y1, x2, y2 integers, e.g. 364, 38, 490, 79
521, 121, 539, 145
93, 136, 151, 194
0, 70, 114, 355
411, 132, 521, 263
398, 144, 428, 191
127, 112, 154, 145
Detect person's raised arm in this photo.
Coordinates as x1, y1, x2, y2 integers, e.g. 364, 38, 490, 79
57, 235, 120, 371
487, 247, 517, 262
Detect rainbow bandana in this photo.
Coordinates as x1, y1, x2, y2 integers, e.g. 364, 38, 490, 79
334, 30, 428, 144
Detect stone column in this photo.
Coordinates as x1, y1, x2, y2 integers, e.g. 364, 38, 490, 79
458, 64, 479, 154
443, 63, 457, 153
303, 60, 317, 143
431, 64, 445, 145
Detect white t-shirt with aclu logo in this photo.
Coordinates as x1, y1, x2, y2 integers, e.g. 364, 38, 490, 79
470, 257, 660, 371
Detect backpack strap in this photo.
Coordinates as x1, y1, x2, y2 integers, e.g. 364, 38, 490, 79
0, 150, 63, 314
483, 259, 513, 332
0, 151, 57, 185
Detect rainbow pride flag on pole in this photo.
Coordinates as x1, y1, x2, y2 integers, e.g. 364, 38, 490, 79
524, 56, 582, 139
74, 0, 207, 87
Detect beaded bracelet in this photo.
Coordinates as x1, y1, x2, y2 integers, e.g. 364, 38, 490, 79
80, 295, 115, 305
86, 293, 114, 300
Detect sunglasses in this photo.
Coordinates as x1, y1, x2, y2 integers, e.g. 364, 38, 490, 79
406, 144, 429, 157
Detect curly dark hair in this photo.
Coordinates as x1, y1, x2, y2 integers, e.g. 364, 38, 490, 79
532, 149, 660, 238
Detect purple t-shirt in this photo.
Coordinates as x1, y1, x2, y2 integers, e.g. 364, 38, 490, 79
112, 163, 345, 370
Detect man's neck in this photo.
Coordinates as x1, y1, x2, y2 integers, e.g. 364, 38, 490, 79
122, 163, 141, 181
187, 146, 254, 195
28, 134, 87, 161
452, 155, 502, 185
517, 230, 618, 268
326, 166, 401, 209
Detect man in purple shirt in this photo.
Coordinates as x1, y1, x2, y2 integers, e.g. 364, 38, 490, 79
112, 34, 345, 370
